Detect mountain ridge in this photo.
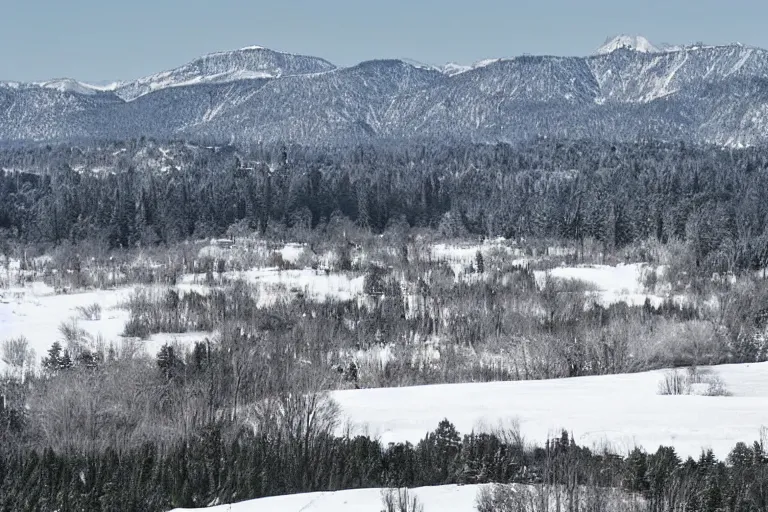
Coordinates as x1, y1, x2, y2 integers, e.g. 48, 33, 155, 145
3, 37, 768, 148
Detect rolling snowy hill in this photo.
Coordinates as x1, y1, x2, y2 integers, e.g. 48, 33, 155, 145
170, 485, 488, 512
332, 362, 768, 460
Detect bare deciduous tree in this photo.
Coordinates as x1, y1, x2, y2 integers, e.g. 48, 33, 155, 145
1, 336, 34, 381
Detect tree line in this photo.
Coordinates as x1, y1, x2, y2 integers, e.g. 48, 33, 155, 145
2, 138, 768, 276
1, 415, 768, 511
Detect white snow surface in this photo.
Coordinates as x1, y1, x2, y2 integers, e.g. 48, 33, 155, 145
36, 78, 119, 95
171, 484, 488, 512
597, 35, 660, 55
180, 268, 364, 305
441, 62, 474, 76
533, 263, 666, 307
0, 283, 206, 371
279, 243, 307, 264
0, 285, 131, 369
332, 362, 768, 460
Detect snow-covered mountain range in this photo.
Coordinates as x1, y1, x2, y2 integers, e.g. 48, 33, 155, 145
2, 35, 768, 147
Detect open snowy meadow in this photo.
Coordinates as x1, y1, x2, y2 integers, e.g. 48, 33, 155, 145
171, 484, 489, 512
332, 362, 768, 461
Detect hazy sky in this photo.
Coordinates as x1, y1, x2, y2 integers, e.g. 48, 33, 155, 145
3, 0, 767, 82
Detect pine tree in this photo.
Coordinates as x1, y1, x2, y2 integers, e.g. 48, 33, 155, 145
60, 350, 73, 370
42, 342, 63, 372
475, 250, 485, 274
431, 419, 462, 484
157, 344, 183, 381
625, 448, 649, 493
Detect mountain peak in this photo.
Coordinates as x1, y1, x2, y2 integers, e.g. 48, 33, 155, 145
113, 45, 337, 101
597, 35, 660, 55
205, 45, 270, 58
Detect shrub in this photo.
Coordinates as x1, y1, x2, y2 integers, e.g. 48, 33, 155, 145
476, 484, 529, 512
658, 370, 688, 395
1, 336, 35, 378
640, 266, 658, 292
123, 313, 152, 339
381, 488, 424, 512
76, 302, 102, 321
704, 375, 731, 396
658, 367, 730, 397
364, 265, 389, 296
267, 251, 294, 270
59, 319, 93, 353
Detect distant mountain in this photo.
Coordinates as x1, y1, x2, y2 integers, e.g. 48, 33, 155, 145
112, 46, 337, 101
597, 35, 660, 54
35, 78, 118, 96
441, 62, 473, 76
3, 37, 768, 148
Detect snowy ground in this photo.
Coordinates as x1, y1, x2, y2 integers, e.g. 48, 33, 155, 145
533, 263, 669, 307
1, 266, 364, 372
0, 283, 209, 371
332, 362, 768, 460
0, 284, 131, 370
431, 240, 525, 277
180, 268, 365, 305
279, 243, 307, 264
171, 484, 489, 512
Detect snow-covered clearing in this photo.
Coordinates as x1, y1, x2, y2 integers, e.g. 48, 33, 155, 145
332, 362, 768, 460
1, 266, 364, 371
0, 283, 207, 371
534, 263, 668, 307
431, 241, 518, 262
431, 240, 525, 275
181, 268, 365, 305
0, 284, 131, 369
279, 243, 307, 263
171, 484, 488, 512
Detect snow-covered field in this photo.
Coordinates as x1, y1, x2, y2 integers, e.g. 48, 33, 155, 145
0, 283, 210, 371
171, 484, 488, 512
332, 362, 768, 460
431, 240, 526, 277
534, 263, 668, 307
0, 284, 132, 370
180, 268, 365, 305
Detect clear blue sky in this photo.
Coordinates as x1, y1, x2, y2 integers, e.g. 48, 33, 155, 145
3, 0, 767, 82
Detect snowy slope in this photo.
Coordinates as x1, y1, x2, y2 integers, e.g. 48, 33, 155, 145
441, 62, 473, 76
171, 484, 488, 512
597, 35, 660, 54
36, 78, 118, 96
113, 46, 337, 101
332, 362, 768, 459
